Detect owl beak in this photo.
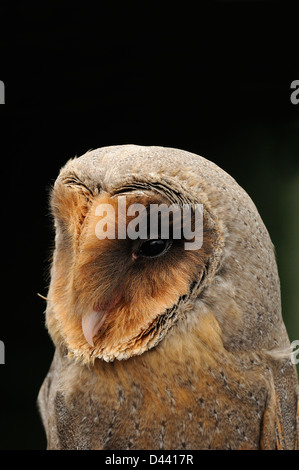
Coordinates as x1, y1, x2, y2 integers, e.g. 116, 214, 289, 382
82, 309, 108, 347
82, 293, 123, 346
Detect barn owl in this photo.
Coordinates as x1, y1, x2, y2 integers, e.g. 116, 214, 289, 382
38, 145, 299, 450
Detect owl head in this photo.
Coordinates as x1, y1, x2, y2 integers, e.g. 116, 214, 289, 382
45, 145, 288, 364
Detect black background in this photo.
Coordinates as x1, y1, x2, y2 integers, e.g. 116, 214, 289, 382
0, 1, 298, 450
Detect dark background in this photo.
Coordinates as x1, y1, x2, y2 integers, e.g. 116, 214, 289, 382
0, 1, 298, 450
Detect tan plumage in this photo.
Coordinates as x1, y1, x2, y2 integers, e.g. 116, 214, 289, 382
38, 144, 299, 449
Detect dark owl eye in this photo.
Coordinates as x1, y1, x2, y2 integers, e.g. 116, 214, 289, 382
136, 239, 172, 258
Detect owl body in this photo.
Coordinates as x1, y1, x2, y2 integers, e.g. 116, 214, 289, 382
38, 145, 299, 450
39, 326, 294, 450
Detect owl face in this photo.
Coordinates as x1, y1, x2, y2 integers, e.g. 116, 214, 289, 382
48, 180, 219, 362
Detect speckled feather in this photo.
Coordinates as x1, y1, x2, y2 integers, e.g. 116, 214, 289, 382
38, 145, 299, 450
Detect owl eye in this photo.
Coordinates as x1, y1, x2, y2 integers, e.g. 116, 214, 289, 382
136, 239, 172, 259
